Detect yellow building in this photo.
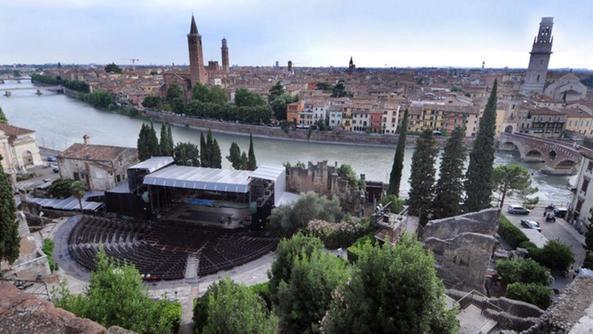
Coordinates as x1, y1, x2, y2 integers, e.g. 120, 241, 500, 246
563, 107, 593, 137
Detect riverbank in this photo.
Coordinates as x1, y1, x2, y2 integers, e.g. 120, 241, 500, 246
141, 109, 475, 148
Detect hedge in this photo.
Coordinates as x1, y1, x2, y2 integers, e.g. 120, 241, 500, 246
496, 258, 550, 286
498, 215, 528, 248
530, 240, 575, 273
506, 282, 552, 309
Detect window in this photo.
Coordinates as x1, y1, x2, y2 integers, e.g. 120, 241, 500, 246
582, 178, 590, 194
588, 161, 593, 172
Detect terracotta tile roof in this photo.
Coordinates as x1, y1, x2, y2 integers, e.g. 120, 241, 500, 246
60, 143, 136, 162
0, 123, 34, 138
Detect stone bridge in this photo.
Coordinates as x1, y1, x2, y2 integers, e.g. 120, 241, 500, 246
498, 133, 583, 175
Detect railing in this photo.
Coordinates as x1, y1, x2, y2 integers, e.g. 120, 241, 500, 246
456, 289, 504, 314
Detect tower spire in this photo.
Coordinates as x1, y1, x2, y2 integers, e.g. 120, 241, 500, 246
190, 14, 198, 34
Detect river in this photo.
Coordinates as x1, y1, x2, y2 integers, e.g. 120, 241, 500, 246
0, 80, 575, 205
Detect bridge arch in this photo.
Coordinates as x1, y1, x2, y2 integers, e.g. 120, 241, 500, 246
500, 141, 519, 151
554, 159, 578, 169
524, 149, 545, 162
504, 125, 513, 133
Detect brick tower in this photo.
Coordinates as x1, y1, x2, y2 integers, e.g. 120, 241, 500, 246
221, 38, 229, 73
522, 17, 553, 95
187, 15, 207, 85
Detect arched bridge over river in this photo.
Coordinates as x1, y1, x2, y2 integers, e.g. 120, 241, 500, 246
498, 133, 587, 175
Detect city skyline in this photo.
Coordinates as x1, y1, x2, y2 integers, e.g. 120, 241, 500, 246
1, 0, 593, 69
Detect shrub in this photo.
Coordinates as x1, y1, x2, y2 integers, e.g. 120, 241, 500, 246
306, 217, 372, 249
346, 234, 375, 263
530, 240, 575, 273
380, 194, 405, 214
42, 239, 58, 272
48, 179, 75, 198
496, 259, 550, 286
248, 282, 272, 311
498, 215, 528, 248
518, 240, 537, 251
268, 192, 342, 237
506, 282, 552, 309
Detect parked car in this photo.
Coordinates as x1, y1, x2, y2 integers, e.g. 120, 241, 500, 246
46, 156, 57, 162
508, 205, 530, 215
521, 219, 542, 232
554, 207, 568, 218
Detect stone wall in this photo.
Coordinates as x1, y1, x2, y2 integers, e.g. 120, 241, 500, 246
423, 208, 500, 293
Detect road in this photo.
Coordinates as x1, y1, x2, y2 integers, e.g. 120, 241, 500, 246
503, 204, 586, 267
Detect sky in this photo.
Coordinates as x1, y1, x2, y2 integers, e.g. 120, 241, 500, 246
1, 0, 592, 69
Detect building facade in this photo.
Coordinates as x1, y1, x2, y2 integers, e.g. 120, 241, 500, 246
58, 136, 138, 191
0, 123, 42, 175
568, 152, 593, 233
516, 106, 566, 138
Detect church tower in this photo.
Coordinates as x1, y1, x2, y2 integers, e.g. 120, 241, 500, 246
187, 15, 207, 85
221, 38, 229, 73
522, 17, 553, 95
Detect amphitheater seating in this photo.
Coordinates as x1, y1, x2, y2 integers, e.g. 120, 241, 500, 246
68, 216, 277, 280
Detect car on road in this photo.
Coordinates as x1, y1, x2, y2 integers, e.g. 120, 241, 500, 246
521, 219, 541, 232
508, 205, 530, 215
554, 207, 568, 218
46, 156, 57, 162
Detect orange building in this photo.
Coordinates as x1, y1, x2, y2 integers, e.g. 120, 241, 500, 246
286, 101, 304, 124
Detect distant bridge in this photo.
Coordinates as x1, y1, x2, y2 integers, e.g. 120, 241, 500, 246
498, 132, 586, 175
0, 86, 62, 91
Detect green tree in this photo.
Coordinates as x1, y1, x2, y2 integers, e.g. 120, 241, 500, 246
388, 109, 409, 196
506, 282, 551, 310
173, 142, 200, 167
493, 164, 535, 208
321, 235, 458, 334
193, 278, 278, 334
142, 96, 161, 109
337, 164, 359, 188
208, 86, 228, 105
276, 250, 349, 334
200, 132, 209, 167
268, 232, 324, 297
192, 82, 211, 102
408, 130, 438, 225
210, 136, 222, 169
137, 123, 159, 161
268, 81, 285, 102
70, 180, 86, 212
0, 156, 19, 269
234, 88, 266, 107
159, 124, 174, 156
48, 179, 74, 198
227, 142, 244, 169
464, 80, 498, 212
84, 90, 113, 109
433, 126, 466, 219
331, 80, 352, 98
104, 62, 122, 74
54, 250, 181, 333
247, 133, 257, 170
166, 84, 186, 114
268, 192, 343, 236
530, 240, 575, 272
495, 259, 551, 286
0, 106, 7, 123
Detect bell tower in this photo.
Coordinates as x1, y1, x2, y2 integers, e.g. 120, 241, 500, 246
522, 17, 553, 95
221, 38, 229, 73
187, 15, 207, 85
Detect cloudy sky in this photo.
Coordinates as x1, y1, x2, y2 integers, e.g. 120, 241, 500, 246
1, 0, 592, 69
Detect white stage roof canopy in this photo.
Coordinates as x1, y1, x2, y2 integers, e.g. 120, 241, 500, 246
143, 165, 253, 193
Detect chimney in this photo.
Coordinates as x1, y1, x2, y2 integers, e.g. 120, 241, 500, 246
83, 135, 90, 145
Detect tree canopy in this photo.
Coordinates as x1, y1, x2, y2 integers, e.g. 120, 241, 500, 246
54, 250, 181, 333
408, 129, 438, 225
104, 62, 123, 74
433, 126, 466, 219
137, 123, 160, 161
159, 124, 174, 156
464, 80, 498, 212
493, 164, 535, 208
173, 142, 200, 167
0, 156, 19, 268
388, 109, 409, 196
235, 88, 266, 107
321, 235, 458, 334
193, 278, 278, 334
247, 133, 257, 170
0, 107, 6, 123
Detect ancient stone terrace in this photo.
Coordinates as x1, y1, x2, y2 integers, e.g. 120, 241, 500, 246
67, 216, 278, 280
499, 132, 584, 174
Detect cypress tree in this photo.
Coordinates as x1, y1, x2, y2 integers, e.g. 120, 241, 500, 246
464, 80, 498, 212
147, 122, 160, 157
388, 109, 409, 196
408, 129, 438, 225
137, 124, 150, 161
200, 132, 208, 167
433, 126, 466, 219
159, 124, 174, 156
205, 130, 215, 168
227, 142, 243, 169
240, 152, 249, 170
211, 138, 222, 168
0, 106, 7, 123
247, 133, 257, 171
0, 156, 19, 269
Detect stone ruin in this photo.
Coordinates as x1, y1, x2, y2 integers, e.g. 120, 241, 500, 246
422, 208, 500, 293
0, 281, 136, 334
285, 161, 367, 215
